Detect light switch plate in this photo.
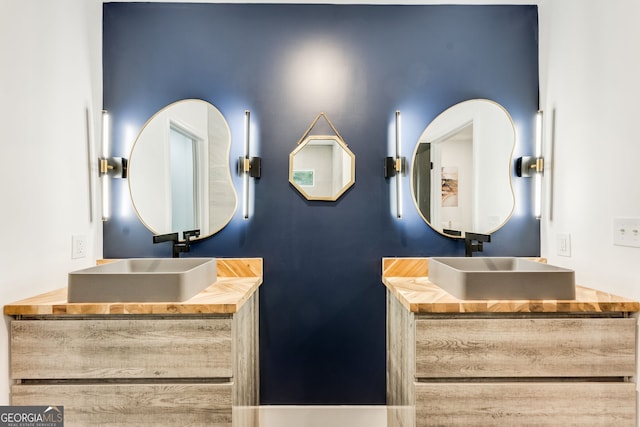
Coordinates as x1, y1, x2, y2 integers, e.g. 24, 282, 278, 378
613, 218, 640, 248
557, 232, 571, 257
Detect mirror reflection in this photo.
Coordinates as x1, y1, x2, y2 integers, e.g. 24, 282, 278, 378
289, 135, 355, 201
411, 99, 515, 236
128, 99, 237, 238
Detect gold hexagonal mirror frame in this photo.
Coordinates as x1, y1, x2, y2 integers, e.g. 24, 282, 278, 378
289, 113, 355, 201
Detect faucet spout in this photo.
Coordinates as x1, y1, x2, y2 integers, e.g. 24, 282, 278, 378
464, 232, 491, 257
153, 232, 179, 245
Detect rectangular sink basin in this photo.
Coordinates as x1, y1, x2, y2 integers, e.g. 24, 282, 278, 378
68, 258, 217, 303
429, 257, 575, 300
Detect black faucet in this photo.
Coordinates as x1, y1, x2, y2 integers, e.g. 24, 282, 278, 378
464, 232, 491, 257
153, 229, 200, 258
153, 232, 181, 258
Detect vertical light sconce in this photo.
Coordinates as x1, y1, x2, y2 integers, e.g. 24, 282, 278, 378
99, 110, 127, 221
384, 110, 406, 219
516, 110, 544, 219
237, 110, 261, 219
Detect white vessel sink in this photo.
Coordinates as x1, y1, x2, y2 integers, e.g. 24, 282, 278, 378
428, 257, 575, 300
68, 258, 217, 303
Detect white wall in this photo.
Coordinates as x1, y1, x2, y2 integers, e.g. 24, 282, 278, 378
0, 0, 103, 403
538, 0, 640, 299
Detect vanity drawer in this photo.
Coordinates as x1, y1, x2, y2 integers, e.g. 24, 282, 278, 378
415, 317, 636, 378
11, 317, 232, 380
11, 382, 232, 427
415, 381, 636, 426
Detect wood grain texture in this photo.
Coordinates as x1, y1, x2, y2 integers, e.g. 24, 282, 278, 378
232, 288, 259, 427
383, 258, 429, 278
415, 382, 636, 426
3, 258, 262, 316
217, 258, 262, 278
11, 318, 232, 380
386, 290, 415, 427
382, 258, 639, 313
415, 317, 637, 378
11, 383, 232, 427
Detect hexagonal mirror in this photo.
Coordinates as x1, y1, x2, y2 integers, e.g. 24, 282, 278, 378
289, 135, 355, 201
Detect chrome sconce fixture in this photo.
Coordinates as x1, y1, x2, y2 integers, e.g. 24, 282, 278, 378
515, 110, 544, 219
385, 111, 406, 218
237, 110, 261, 219
99, 110, 127, 221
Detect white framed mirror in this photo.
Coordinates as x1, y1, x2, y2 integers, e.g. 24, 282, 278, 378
128, 99, 237, 238
289, 135, 355, 201
411, 99, 515, 237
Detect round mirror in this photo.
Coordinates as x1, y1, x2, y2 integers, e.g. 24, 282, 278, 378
289, 135, 355, 201
411, 99, 515, 237
128, 99, 237, 238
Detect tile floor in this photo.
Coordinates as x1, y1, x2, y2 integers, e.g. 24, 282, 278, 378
259, 406, 387, 427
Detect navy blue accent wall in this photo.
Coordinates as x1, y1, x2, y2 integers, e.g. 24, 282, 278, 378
103, 4, 539, 405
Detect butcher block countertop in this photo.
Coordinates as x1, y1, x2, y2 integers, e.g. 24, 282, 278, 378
4, 258, 262, 316
382, 257, 639, 314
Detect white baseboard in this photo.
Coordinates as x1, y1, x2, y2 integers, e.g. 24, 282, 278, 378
259, 405, 387, 427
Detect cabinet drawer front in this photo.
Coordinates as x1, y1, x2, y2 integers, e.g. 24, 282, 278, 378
11, 383, 232, 427
11, 318, 232, 379
415, 382, 636, 427
415, 317, 636, 378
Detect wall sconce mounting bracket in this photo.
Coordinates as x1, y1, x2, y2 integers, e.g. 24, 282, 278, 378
384, 156, 406, 178
99, 157, 128, 179
515, 156, 544, 177
237, 156, 261, 178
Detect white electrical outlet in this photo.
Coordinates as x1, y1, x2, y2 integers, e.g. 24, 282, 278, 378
557, 232, 571, 257
72, 235, 87, 259
613, 218, 640, 248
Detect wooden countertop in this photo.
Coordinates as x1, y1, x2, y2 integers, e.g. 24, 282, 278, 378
4, 258, 262, 316
382, 257, 639, 314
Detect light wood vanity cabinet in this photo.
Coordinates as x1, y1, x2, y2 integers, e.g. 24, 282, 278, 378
10, 314, 246, 427
414, 317, 636, 379
5, 258, 261, 427
383, 258, 639, 427
11, 317, 234, 380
